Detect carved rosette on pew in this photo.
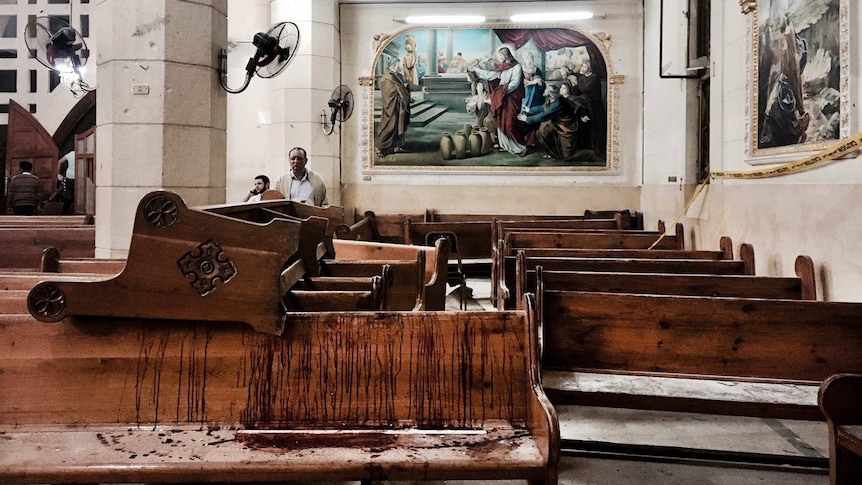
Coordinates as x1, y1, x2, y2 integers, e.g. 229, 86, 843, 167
26, 190, 301, 335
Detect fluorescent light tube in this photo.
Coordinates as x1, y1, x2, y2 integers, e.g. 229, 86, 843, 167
510, 11, 594, 22
404, 15, 486, 24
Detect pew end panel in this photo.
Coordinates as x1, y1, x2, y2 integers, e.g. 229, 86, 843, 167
795, 255, 817, 300
26, 190, 301, 336
819, 374, 862, 485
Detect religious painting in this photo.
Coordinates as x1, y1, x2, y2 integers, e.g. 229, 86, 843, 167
365, 26, 619, 171
751, 0, 848, 158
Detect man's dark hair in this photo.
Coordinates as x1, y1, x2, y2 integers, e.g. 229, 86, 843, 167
289, 147, 307, 159
19, 161, 33, 172
255, 174, 270, 185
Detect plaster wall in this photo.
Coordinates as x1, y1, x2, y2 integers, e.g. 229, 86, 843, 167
337, 1, 644, 216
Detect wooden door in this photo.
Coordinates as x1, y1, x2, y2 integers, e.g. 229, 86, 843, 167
4, 100, 58, 211
74, 126, 95, 215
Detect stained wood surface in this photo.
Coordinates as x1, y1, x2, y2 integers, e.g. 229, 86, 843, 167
1, 311, 531, 425
0, 306, 558, 484
542, 290, 862, 382
0, 423, 547, 484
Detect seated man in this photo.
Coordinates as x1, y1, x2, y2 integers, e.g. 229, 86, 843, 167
7, 161, 44, 215
242, 174, 270, 203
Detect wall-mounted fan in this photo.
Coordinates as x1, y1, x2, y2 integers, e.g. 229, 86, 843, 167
321, 85, 354, 135
219, 21, 301, 94
24, 16, 92, 94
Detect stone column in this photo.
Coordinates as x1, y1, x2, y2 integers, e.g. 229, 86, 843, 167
270, 0, 341, 206
94, 0, 227, 258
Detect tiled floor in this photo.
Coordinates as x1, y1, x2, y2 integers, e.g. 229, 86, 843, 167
443, 280, 830, 484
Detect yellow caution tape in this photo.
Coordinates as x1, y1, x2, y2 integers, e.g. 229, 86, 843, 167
711, 132, 862, 179
647, 181, 708, 250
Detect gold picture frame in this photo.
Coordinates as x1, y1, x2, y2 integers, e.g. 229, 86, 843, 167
749, 0, 849, 159
362, 25, 622, 172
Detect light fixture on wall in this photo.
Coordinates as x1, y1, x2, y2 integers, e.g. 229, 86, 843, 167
510, 11, 595, 22
398, 15, 486, 24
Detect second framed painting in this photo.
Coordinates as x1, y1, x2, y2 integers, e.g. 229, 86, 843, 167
365, 26, 620, 172
751, 0, 849, 158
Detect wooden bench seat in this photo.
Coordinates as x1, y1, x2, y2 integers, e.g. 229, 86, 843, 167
0, 423, 549, 484
427, 208, 642, 230
0, 290, 29, 314
320, 259, 425, 310
498, 254, 755, 309
0, 301, 559, 485
504, 223, 684, 251
0, 272, 112, 291
530, 269, 814, 299
0, 214, 93, 226
507, 252, 817, 303
40, 248, 126, 273
330, 238, 449, 310
0, 226, 95, 269
819, 373, 862, 484
539, 290, 862, 419
335, 210, 407, 243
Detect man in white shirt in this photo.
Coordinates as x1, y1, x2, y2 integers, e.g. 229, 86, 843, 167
241, 175, 270, 203
274, 147, 328, 207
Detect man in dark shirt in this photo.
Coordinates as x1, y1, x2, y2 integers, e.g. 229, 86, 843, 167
7, 161, 43, 215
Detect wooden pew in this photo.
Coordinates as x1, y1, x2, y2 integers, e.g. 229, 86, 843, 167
321, 259, 425, 310
0, 272, 112, 291
335, 210, 407, 243
503, 222, 684, 252
538, 289, 862, 420
512, 233, 735, 260
511, 252, 817, 303
39, 247, 126, 273
0, 226, 95, 270
819, 374, 862, 484
23, 190, 310, 335
278, 258, 390, 312
0, 214, 94, 226
328, 238, 450, 310
427, 208, 643, 230
349, 208, 423, 243
498, 253, 756, 310
0, 298, 560, 485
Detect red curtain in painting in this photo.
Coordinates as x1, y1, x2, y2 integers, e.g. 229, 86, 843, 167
494, 28, 607, 80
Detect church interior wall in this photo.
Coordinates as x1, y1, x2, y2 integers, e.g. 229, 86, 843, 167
642, 0, 862, 302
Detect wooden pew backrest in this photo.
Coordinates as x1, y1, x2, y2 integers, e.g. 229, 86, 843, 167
542, 290, 862, 382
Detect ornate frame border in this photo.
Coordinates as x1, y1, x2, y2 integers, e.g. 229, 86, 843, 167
747, 0, 850, 161
360, 24, 623, 173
